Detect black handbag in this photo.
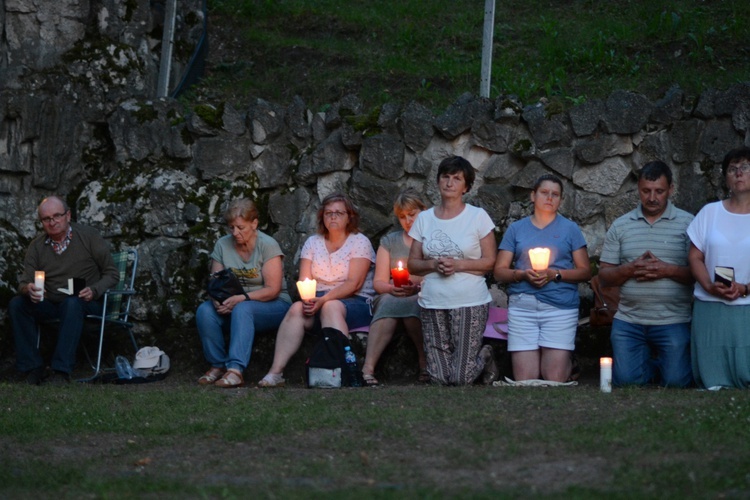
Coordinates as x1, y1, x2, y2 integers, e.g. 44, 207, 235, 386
207, 269, 248, 303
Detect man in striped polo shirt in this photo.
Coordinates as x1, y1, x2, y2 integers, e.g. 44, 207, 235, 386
599, 161, 695, 387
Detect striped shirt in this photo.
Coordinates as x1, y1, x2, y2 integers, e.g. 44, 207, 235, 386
600, 202, 694, 325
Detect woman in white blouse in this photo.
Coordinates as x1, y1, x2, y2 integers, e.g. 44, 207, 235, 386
258, 193, 375, 387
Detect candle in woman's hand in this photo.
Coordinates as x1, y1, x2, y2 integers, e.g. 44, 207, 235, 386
528, 247, 551, 271
296, 278, 317, 301
600, 357, 613, 393
391, 261, 410, 288
34, 271, 45, 302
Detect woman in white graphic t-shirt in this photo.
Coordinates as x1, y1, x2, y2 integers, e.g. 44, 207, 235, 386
407, 156, 498, 385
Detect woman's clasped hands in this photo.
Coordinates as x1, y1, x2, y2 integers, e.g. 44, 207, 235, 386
435, 257, 457, 277
391, 281, 419, 297
213, 294, 245, 315
516, 268, 553, 288
300, 295, 325, 316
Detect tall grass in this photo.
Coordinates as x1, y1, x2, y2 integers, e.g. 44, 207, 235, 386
196, 0, 750, 111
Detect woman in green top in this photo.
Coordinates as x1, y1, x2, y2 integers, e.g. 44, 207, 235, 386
361, 188, 428, 385
196, 199, 291, 388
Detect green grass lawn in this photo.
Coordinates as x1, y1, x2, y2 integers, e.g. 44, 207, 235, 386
197, 0, 750, 111
2, 378, 749, 497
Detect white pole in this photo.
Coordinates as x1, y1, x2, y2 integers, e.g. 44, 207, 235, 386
480, 0, 496, 98
157, 0, 178, 97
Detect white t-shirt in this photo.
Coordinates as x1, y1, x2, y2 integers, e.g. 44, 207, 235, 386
409, 204, 494, 309
300, 232, 376, 298
687, 200, 750, 305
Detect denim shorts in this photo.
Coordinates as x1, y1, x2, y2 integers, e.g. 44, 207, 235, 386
507, 293, 578, 351
312, 292, 373, 331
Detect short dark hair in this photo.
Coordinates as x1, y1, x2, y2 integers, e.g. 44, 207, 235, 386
316, 192, 360, 236
638, 160, 673, 185
721, 147, 750, 176
436, 156, 476, 192
532, 174, 564, 197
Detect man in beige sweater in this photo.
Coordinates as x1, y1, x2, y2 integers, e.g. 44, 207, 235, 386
9, 196, 120, 384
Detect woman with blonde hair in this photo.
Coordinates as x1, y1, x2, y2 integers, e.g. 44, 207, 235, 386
362, 188, 428, 385
196, 198, 291, 388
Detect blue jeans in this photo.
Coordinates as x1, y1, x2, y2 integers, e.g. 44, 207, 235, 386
610, 318, 692, 387
196, 299, 290, 371
10, 295, 105, 374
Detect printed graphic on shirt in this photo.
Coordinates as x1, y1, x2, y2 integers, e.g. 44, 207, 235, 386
232, 267, 260, 287
424, 229, 464, 259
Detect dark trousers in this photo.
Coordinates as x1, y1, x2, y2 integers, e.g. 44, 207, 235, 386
9, 295, 104, 374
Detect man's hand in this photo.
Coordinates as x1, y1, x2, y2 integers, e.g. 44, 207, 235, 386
632, 251, 668, 281
77, 286, 95, 302
27, 283, 44, 303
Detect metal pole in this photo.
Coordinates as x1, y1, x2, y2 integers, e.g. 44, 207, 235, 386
157, 0, 178, 97
480, 0, 496, 98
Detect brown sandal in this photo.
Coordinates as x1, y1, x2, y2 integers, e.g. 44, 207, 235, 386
198, 367, 226, 386
214, 369, 245, 388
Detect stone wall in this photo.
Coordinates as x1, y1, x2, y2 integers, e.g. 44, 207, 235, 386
2, 0, 750, 350
3, 84, 750, 342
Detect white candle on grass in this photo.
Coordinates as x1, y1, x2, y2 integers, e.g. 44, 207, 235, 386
600, 357, 613, 393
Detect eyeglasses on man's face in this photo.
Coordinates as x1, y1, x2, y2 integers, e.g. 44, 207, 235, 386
727, 163, 750, 176
323, 211, 348, 219
40, 211, 69, 225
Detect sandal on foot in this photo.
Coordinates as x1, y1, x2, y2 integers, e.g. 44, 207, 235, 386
198, 367, 225, 386
258, 373, 285, 388
362, 373, 379, 386
418, 369, 430, 384
215, 369, 245, 388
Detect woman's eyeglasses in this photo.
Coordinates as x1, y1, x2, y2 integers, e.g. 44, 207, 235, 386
727, 163, 750, 176
324, 211, 348, 219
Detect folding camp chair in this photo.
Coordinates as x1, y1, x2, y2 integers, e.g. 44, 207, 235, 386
80, 249, 139, 381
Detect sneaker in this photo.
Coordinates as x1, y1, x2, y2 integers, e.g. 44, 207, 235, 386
25, 367, 48, 385
258, 373, 285, 388
47, 371, 71, 385
479, 345, 499, 385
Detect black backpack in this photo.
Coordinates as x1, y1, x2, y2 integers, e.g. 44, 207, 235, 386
306, 327, 360, 388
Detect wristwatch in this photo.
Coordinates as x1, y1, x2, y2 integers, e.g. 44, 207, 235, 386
554, 271, 562, 283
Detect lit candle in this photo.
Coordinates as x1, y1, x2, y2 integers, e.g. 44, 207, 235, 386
296, 278, 317, 301
34, 271, 45, 302
528, 247, 551, 271
391, 260, 410, 288
600, 357, 612, 393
